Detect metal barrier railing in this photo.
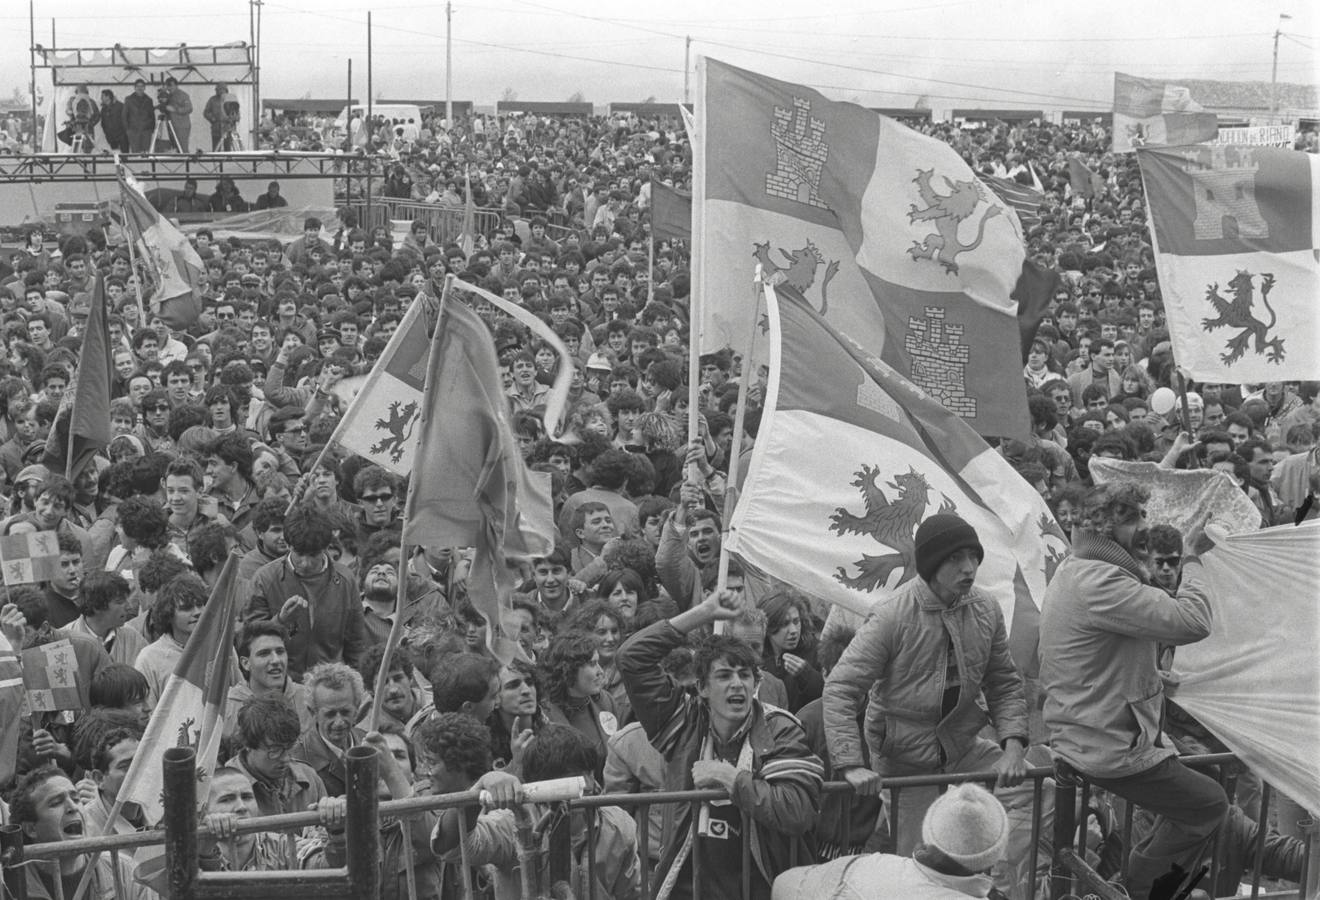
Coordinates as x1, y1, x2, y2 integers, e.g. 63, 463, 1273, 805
350, 200, 503, 247
1, 752, 1309, 900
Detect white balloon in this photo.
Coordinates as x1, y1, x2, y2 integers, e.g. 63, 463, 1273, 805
1150, 387, 1177, 416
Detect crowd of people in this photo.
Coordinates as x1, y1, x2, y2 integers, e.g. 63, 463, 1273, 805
0, 106, 1315, 900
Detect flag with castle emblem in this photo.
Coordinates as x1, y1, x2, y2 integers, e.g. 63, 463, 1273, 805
726, 282, 1069, 673
695, 57, 1042, 438
1112, 73, 1218, 153
332, 294, 431, 475
1138, 144, 1320, 383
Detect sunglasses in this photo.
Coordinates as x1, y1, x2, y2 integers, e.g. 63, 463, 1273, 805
361, 492, 394, 503
1152, 556, 1181, 568
283, 424, 308, 434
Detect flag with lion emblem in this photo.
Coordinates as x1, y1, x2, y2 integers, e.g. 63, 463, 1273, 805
694, 57, 1048, 438
726, 282, 1069, 672
1138, 144, 1320, 383
331, 295, 431, 475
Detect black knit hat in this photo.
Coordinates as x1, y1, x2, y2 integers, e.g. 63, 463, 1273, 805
914, 514, 984, 583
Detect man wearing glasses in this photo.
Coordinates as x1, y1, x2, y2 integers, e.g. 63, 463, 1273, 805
227, 696, 327, 818
353, 465, 401, 540
268, 407, 310, 475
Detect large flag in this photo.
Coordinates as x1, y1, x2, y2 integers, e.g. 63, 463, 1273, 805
117, 160, 205, 328
333, 294, 434, 475
1137, 144, 1320, 383
650, 178, 692, 242
1112, 72, 1218, 153
0, 631, 23, 786
120, 555, 241, 827
982, 171, 1044, 232
1066, 156, 1105, 200
406, 297, 555, 662
1171, 523, 1320, 815
695, 57, 1040, 438
725, 282, 1069, 673
65, 274, 114, 479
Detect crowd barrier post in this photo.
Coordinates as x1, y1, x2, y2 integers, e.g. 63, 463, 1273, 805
160, 744, 381, 900
1, 823, 29, 900
1050, 778, 1077, 900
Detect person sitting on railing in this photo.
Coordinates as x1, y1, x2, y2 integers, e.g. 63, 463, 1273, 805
822, 514, 1039, 900
1039, 484, 1226, 900
5, 763, 147, 900
616, 587, 823, 900
772, 782, 1010, 900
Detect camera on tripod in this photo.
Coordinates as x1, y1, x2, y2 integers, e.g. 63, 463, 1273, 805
156, 85, 173, 118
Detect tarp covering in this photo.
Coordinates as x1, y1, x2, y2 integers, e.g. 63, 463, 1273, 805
1172, 523, 1320, 816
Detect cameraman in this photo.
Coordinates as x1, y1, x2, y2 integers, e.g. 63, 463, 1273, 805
204, 83, 230, 151
162, 76, 193, 152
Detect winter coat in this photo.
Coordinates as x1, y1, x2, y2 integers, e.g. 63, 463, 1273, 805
617, 620, 823, 895
245, 555, 367, 679
1038, 529, 1211, 778
823, 578, 1028, 776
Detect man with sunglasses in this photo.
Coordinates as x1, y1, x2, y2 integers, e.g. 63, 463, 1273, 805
353, 465, 401, 541
268, 407, 310, 475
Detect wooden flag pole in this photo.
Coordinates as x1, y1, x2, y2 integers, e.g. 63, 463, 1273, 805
115, 162, 149, 329
714, 272, 763, 599
367, 275, 452, 728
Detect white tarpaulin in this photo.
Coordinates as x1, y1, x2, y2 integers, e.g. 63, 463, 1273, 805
1171, 523, 1320, 815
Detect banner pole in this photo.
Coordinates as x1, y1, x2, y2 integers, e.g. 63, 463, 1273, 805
713, 272, 762, 603
368, 275, 452, 728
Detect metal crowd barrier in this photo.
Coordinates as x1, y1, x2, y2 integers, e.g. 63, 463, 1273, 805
349, 200, 503, 247
1, 751, 1311, 900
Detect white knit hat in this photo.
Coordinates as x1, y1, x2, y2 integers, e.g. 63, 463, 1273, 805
921, 782, 1010, 872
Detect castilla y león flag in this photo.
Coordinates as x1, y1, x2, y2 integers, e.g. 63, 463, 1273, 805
1138, 144, 1320, 383
695, 57, 1043, 438
725, 282, 1069, 672
333, 294, 432, 475
1112, 73, 1218, 153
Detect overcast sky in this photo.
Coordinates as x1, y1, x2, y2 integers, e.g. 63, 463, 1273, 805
3, 0, 1317, 112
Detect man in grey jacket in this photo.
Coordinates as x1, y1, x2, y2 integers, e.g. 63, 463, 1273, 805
1039, 482, 1225, 900
823, 514, 1035, 894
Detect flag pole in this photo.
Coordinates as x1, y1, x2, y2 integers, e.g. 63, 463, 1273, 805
713, 272, 763, 596
647, 227, 655, 307
116, 160, 149, 329
368, 274, 453, 727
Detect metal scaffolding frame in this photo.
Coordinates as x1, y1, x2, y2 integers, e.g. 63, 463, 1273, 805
0, 151, 380, 185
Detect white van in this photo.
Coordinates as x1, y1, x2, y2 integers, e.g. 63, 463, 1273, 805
334, 104, 425, 141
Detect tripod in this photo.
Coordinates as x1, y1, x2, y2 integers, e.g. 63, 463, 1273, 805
154, 114, 182, 153
219, 117, 244, 151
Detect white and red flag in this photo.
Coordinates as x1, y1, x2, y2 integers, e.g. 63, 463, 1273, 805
1138, 144, 1320, 383
726, 282, 1068, 672
694, 57, 1049, 438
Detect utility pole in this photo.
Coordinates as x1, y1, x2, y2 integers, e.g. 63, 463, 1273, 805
684, 35, 691, 105
251, 0, 264, 148
1270, 13, 1291, 118
28, 0, 37, 153
445, 1, 453, 126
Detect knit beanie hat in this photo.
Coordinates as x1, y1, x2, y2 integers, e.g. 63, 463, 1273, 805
921, 782, 1009, 873
914, 514, 984, 582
